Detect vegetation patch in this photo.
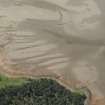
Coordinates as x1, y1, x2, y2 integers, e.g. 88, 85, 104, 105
0, 78, 86, 105
0, 74, 28, 89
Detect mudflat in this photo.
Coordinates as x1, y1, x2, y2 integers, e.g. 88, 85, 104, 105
0, 0, 105, 104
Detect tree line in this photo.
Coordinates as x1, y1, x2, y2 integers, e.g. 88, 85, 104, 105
0, 79, 86, 105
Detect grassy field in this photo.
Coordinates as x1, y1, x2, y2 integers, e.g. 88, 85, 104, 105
0, 74, 29, 89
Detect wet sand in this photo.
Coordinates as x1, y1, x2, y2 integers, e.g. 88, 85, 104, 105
0, 0, 105, 104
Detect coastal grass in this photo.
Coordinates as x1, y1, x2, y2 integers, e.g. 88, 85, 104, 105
0, 74, 29, 89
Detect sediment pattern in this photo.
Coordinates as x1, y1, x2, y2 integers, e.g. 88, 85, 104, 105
0, 0, 105, 104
